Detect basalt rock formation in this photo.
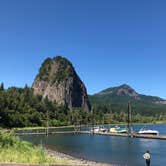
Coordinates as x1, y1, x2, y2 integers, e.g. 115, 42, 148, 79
32, 56, 91, 111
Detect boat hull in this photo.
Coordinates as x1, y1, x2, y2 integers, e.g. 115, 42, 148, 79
110, 127, 127, 134
138, 129, 159, 135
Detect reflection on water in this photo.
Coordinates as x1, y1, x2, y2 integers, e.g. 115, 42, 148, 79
20, 124, 166, 166
139, 138, 159, 149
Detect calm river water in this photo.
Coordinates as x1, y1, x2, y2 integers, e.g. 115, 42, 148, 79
20, 124, 166, 166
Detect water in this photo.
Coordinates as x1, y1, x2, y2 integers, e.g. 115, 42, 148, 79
20, 124, 166, 166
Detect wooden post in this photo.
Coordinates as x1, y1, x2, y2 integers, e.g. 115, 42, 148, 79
91, 107, 94, 134
128, 101, 133, 137
109, 104, 112, 129
46, 110, 49, 136
130, 103, 134, 137
127, 102, 130, 136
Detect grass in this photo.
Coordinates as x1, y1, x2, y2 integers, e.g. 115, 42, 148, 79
14, 125, 74, 131
155, 120, 166, 124
0, 130, 73, 165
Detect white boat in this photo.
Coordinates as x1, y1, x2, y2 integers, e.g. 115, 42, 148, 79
138, 127, 159, 135
91, 126, 107, 133
99, 126, 107, 132
91, 126, 100, 133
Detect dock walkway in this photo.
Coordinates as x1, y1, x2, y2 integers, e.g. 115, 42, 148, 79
16, 131, 166, 140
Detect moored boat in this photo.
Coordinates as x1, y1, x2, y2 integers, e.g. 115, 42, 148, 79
91, 126, 100, 133
91, 126, 107, 133
99, 126, 107, 132
110, 126, 127, 133
138, 127, 159, 135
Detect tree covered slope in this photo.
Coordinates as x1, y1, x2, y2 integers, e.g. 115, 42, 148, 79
89, 84, 166, 116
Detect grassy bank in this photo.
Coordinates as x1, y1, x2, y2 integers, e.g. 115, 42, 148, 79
14, 125, 75, 131
0, 131, 72, 165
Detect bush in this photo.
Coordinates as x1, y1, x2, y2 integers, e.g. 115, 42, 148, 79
0, 131, 54, 164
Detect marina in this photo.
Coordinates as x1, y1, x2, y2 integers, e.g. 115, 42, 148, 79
16, 130, 166, 140
15, 126, 166, 140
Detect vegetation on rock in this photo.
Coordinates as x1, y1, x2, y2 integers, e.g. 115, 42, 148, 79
32, 56, 91, 111
53, 56, 75, 83
37, 56, 75, 83
38, 58, 52, 81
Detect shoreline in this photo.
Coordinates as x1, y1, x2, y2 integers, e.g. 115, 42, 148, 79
14, 122, 166, 131
45, 148, 116, 166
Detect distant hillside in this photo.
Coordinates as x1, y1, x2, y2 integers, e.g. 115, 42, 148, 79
89, 84, 166, 116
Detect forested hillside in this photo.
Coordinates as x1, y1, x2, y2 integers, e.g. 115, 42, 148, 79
89, 84, 166, 123
0, 82, 166, 128
0, 83, 91, 128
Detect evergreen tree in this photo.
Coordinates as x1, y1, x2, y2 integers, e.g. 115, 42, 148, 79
0, 82, 4, 91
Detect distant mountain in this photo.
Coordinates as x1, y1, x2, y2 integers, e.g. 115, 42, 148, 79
89, 84, 166, 115
32, 56, 91, 111
90, 84, 166, 105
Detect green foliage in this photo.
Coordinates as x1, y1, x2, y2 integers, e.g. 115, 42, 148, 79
89, 84, 166, 123
0, 84, 92, 128
0, 85, 64, 128
0, 131, 59, 164
37, 56, 75, 84
52, 56, 74, 83
0, 82, 4, 91
0, 131, 20, 147
0, 81, 165, 128
68, 108, 91, 126
91, 103, 166, 124
38, 58, 52, 81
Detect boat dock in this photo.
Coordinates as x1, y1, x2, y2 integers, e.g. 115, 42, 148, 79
83, 131, 166, 140
16, 130, 166, 140
133, 133, 166, 140
16, 131, 78, 136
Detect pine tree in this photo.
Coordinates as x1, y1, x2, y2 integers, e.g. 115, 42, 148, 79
0, 82, 4, 91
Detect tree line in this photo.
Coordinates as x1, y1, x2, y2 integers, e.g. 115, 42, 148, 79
0, 83, 92, 128
0, 83, 165, 128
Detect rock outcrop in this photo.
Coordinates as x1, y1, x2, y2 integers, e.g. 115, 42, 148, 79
32, 56, 91, 111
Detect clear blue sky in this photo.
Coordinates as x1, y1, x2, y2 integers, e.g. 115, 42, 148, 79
0, 0, 166, 98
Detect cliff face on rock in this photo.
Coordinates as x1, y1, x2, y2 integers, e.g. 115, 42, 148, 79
32, 56, 91, 111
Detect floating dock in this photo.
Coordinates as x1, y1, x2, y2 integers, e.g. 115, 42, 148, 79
16, 131, 166, 140
82, 131, 166, 140
133, 133, 166, 140
16, 131, 77, 136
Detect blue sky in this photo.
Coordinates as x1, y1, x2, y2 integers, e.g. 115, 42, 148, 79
0, 0, 166, 98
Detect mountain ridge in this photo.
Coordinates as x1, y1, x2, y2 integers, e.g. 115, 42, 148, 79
90, 84, 166, 106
